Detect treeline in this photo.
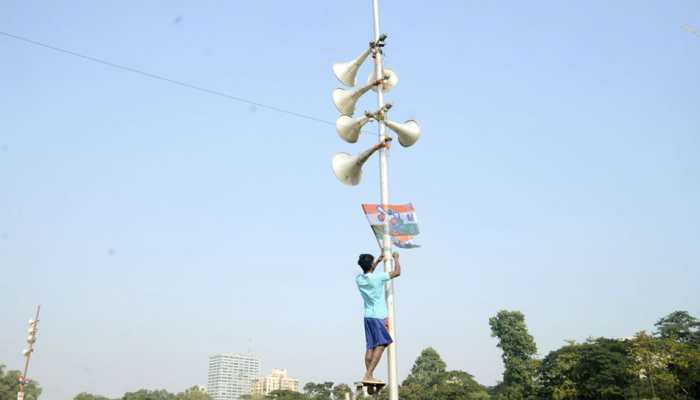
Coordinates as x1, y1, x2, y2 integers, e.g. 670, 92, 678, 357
4, 310, 699, 400
249, 310, 700, 400
486, 309, 700, 400
72, 387, 211, 400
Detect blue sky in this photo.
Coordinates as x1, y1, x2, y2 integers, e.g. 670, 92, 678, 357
1, 1, 699, 399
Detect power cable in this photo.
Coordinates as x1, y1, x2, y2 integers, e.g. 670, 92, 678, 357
0, 30, 335, 127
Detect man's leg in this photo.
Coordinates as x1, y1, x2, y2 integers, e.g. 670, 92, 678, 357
364, 348, 373, 376
365, 345, 386, 381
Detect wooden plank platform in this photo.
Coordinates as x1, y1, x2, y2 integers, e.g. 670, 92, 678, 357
354, 381, 386, 395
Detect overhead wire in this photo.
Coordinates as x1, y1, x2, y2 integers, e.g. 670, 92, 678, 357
0, 30, 389, 138
0, 31, 338, 126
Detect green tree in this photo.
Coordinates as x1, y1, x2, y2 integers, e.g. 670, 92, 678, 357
401, 347, 447, 388
628, 332, 685, 400
538, 341, 580, 400
239, 395, 265, 400
330, 384, 351, 400
0, 365, 42, 400
436, 371, 489, 399
303, 382, 333, 400
573, 338, 634, 400
491, 384, 525, 400
400, 349, 489, 400
175, 387, 211, 400
655, 311, 700, 347
266, 390, 307, 400
121, 389, 176, 400
665, 339, 700, 399
537, 331, 700, 400
74, 393, 111, 400
489, 310, 538, 399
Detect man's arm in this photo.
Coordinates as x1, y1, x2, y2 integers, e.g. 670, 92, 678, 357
388, 252, 401, 279
372, 137, 392, 152
372, 254, 384, 269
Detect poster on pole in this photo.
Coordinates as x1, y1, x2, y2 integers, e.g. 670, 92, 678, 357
361, 203, 420, 249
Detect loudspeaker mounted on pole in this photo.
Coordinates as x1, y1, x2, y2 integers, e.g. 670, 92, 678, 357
336, 114, 372, 143
332, 34, 388, 87
332, 79, 383, 116
384, 119, 421, 147
336, 104, 392, 143
331, 138, 391, 186
332, 48, 372, 87
368, 68, 399, 93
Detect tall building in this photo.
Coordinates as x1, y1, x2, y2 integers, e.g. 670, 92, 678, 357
252, 369, 300, 395
208, 353, 261, 400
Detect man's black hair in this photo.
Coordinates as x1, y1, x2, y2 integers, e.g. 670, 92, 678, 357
358, 253, 374, 273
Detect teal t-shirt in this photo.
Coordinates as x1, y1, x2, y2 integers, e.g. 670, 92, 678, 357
356, 271, 391, 319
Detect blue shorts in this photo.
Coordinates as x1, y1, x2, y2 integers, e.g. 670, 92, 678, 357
364, 318, 393, 349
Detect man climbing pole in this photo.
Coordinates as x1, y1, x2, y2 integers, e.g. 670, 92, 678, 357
356, 251, 401, 384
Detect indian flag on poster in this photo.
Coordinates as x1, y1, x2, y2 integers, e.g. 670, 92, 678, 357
361, 203, 421, 249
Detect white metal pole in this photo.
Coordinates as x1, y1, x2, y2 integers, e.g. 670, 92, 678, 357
371, 1, 399, 399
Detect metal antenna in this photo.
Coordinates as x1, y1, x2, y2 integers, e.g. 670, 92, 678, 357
18, 305, 41, 400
